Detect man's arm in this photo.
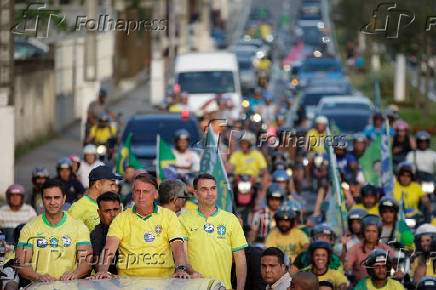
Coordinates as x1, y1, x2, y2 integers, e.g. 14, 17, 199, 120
16, 247, 56, 282
94, 236, 120, 278
170, 240, 189, 278
233, 249, 247, 290
60, 245, 93, 280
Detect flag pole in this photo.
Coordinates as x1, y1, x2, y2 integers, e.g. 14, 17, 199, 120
156, 134, 160, 180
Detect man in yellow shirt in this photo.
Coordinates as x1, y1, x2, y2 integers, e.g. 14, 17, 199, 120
94, 173, 190, 279
178, 173, 248, 289
68, 165, 120, 231
228, 131, 267, 191
87, 113, 118, 144
393, 162, 432, 217
16, 179, 92, 282
306, 116, 328, 154
352, 184, 380, 216
265, 206, 309, 263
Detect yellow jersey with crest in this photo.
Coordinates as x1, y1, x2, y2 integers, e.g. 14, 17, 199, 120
178, 208, 248, 289
265, 227, 310, 263
107, 204, 184, 277
17, 212, 91, 279
68, 195, 99, 232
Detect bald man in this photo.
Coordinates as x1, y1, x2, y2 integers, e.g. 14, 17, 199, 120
291, 271, 319, 290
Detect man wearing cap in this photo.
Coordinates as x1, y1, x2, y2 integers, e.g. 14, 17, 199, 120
158, 179, 189, 215
0, 184, 37, 244
68, 165, 120, 231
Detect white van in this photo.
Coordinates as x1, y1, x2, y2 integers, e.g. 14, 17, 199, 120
175, 52, 242, 116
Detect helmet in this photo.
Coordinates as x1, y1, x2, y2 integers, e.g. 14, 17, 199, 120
394, 120, 409, 131
334, 142, 347, 150
174, 129, 191, 141
308, 240, 332, 264
378, 196, 399, 213
98, 113, 110, 122
272, 160, 287, 172
32, 167, 49, 179
6, 184, 25, 196
353, 133, 366, 143
57, 157, 72, 170
263, 92, 273, 100
373, 111, 384, 120
347, 208, 367, 233
240, 131, 256, 146
397, 161, 415, 178
266, 183, 285, 200
417, 276, 436, 290
272, 151, 285, 161
272, 169, 290, 183
83, 144, 97, 155
385, 107, 399, 120
286, 198, 303, 214
416, 224, 436, 236
274, 206, 295, 223
364, 249, 392, 277
360, 184, 379, 197
311, 224, 336, 242
98, 88, 107, 98
69, 154, 81, 163
315, 116, 328, 125
362, 214, 382, 237
417, 131, 431, 142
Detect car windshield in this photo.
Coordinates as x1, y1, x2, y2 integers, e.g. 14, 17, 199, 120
321, 102, 370, 111
177, 71, 235, 94
326, 113, 370, 133
302, 93, 338, 106
302, 62, 341, 73
123, 118, 201, 146
302, 27, 323, 45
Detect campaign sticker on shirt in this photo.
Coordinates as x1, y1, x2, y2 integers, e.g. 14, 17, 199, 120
144, 232, 156, 243
49, 238, 59, 248
155, 225, 162, 235
62, 236, 72, 247
37, 238, 48, 248
203, 224, 215, 234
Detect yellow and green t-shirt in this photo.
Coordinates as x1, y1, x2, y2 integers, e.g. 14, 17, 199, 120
352, 203, 380, 216
303, 266, 347, 289
355, 277, 405, 290
229, 150, 267, 177
178, 208, 248, 289
394, 181, 426, 212
68, 195, 99, 232
17, 212, 91, 279
107, 204, 184, 277
265, 227, 309, 263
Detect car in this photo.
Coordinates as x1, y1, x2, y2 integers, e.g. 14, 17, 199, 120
300, 87, 350, 120
316, 96, 373, 114
234, 38, 271, 59
237, 57, 257, 90
300, 0, 322, 20
297, 20, 327, 51
233, 46, 258, 60
298, 57, 343, 86
120, 112, 202, 171
319, 109, 371, 135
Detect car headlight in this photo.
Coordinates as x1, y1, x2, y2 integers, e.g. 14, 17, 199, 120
422, 182, 435, 193
313, 50, 322, 58
238, 181, 251, 193
97, 145, 107, 156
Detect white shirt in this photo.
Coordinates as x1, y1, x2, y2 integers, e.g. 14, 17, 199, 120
0, 204, 36, 228
77, 160, 105, 188
406, 150, 436, 175
172, 149, 200, 174
266, 272, 291, 290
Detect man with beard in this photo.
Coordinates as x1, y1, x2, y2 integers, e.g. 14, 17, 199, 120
265, 206, 309, 264
355, 249, 404, 289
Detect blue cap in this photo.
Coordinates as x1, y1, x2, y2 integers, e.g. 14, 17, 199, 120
89, 165, 122, 182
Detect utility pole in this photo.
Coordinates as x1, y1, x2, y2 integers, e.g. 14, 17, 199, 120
0, 0, 15, 195
150, 0, 165, 106
168, 0, 176, 85
178, 0, 188, 54
81, 0, 99, 142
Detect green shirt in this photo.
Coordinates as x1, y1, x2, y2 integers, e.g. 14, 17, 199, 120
354, 277, 405, 290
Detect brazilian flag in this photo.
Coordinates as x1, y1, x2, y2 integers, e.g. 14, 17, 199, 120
115, 133, 143, 175
395, 191, 414, 247
157, 135, 177, 180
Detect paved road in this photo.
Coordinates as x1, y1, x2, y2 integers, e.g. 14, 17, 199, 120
15, 81, 149, 195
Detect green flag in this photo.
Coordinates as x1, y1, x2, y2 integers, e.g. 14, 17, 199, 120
359, 135, 382, 185
199, 125, 233, 212
395, 191, 414, 247
157, 135, 177, 180
115, 133, 143, 175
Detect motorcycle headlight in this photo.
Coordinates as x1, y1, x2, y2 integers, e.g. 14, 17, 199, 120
238, 181, 251, 193
422, 182, 434, 193
405, 218, 416, 229
256, 51, 265, 59
283, 64, 291, 72
251, 113, 262, 123
242, 100, 250, 108
303, 158, 309, 166
314, 155, 324, 167
97, 145, 107, 156
266, 35, 274, 43
286, 168, 293, 177
313, 50, 322, 58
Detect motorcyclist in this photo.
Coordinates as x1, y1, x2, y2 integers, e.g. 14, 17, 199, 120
55, 157, 85, 209
351, 184, 380, 216
0, 185, 36, 244
86, 113, 118, 146
272, 169, 302, 210
260, 92, 277, 125
364, 111, 394, 142
393, 162, 432, 219
342, 208, 367, 252
335, 142, 358, 184
292, 225, 343, 273
172, 129, 200, 176
249, 88, 265, 113
77, 144, 105, 188
31, 167, 49, 214
406, 130, 436, 181
351, 133, 367, 160
411, 224, 436, 282
392, 120, 415, 169
378, 195, 399, 245
168, 91, 189, 112
249, 183, 284, 245
355, 249, 404, 290
306, 116, 328, 155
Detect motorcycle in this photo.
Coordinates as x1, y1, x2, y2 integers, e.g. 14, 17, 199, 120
232, 174, 258, 232
311, 152, 329, 193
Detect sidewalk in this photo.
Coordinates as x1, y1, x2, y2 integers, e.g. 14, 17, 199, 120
14, 79, 149, 195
